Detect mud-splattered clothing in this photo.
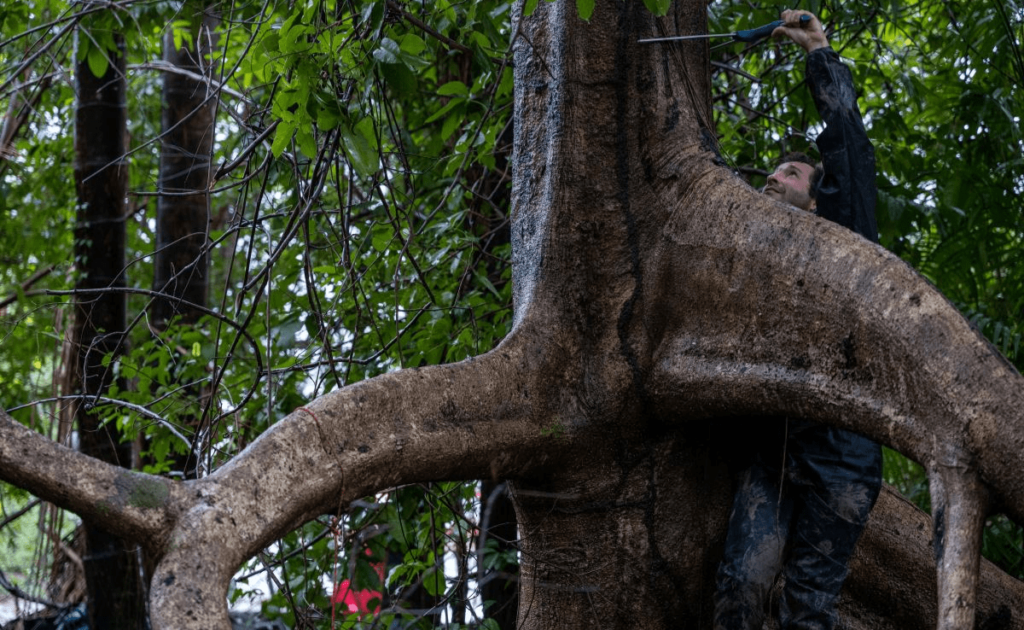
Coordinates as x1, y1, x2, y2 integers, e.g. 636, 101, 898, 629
713, 47, 883, 630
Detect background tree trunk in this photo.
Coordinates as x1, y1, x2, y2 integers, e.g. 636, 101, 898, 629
479, 480, 519, 630
149, 9, 218, 480
71, 31, 146, 630
152, 11, 217, 330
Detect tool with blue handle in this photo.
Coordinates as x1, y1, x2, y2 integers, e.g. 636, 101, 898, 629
638, 14, 811, 44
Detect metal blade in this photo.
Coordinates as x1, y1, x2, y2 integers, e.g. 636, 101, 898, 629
637, 33, 735, 44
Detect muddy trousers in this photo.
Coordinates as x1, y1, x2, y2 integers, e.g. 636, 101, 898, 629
713, 425, 881, 630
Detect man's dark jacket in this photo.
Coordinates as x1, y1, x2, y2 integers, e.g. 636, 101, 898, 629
713, 47, 883, 630
810, 47, 879, 243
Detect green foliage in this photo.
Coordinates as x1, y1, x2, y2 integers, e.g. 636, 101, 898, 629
576, 0, 595, 22
2, 0, 517, 621
642, 0, 672, 17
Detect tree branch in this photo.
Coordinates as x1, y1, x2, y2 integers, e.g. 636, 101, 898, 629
0, 567, 63, 610
146, 323, 564, 629
0, 408, 180, 552
386, 1, 471, 53
841, 486, 1024, 628
649, 173, 1024, 522
0, 264, 55, 309
647, 173, 1024, 629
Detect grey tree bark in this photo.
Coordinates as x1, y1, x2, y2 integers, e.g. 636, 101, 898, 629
2, 1, 1022, 629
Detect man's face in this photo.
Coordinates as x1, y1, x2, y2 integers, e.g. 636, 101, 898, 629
763, 161, 817, 211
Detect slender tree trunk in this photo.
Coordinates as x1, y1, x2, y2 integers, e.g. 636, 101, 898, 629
479, 480, 519, 630
72, 31, 146, 630
151, 10, 218, 477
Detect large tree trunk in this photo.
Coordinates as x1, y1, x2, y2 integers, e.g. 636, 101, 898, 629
71, 31, 146, 630
2, 2, 1023, 629
508, 2, 1023, 628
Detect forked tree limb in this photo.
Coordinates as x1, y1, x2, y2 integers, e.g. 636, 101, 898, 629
146, 322, 565, 629
2, 319, 559, 630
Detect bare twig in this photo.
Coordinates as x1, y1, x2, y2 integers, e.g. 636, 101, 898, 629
0, 264, 56, 310
128, 61, 252, 103
711, 60, 760, 83
0, 498, 41, 531
0, 567, 62, 610
6, 396, 192, 450
386, 1, 471, 53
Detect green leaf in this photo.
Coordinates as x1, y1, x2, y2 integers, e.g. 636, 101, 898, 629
342, 125, 378, 177
437, 81, 469, 96
641, 0, 671, 17
171, 19, 188, 52
474, 271, 501, 298
151, 437, 170, 469
422, 567, 445, 597
576, 0, 595, 21
523, 0, 539, 17
424, 98, 461, 124
373, 37, 401, 64
441, 112, 462, 141
279, 12, 305, 52
381, 63, 417, 95
86, 44, 109, 78
296, 125, 316, 158
371, 228, 391, 252
316, 105, 341, 131
400, 33, 426, 55
271, 120, 296, 157
362, 0, 386, 38
354, 116, 378, 147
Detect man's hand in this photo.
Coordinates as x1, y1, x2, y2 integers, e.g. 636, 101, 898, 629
772, 10, 830, 53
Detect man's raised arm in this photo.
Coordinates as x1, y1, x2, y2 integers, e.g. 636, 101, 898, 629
775, 10, 879, 242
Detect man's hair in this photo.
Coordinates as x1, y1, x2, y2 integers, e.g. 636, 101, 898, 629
778, 152, 824, 199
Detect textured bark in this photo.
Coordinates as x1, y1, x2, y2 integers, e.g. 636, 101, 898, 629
146, 327, 560, 629
151, 12, 217, 327
0, 408, 179, 547
1, 1, 1022, 629
508, 2, 1024, 628
839, 487, 1022, 629
72, 31, 146, 630
150, 9, 219, 479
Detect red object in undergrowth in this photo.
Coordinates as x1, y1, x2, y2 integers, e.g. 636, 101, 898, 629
332, 551, 384, 617
331, 578, 382, 615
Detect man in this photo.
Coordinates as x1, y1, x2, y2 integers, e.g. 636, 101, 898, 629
713, 11, 883, 630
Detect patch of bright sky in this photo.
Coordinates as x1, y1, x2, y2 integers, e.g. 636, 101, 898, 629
913, 180, 937, 209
